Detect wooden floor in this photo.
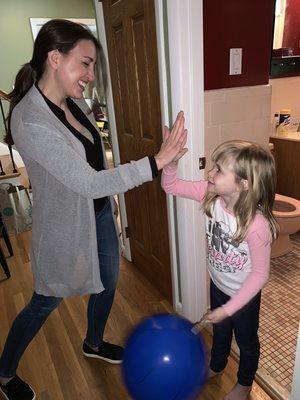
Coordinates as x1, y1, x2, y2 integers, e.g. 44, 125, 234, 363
0, 231, 272, 400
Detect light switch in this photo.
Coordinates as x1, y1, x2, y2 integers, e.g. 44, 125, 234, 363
229, 48, 242, 75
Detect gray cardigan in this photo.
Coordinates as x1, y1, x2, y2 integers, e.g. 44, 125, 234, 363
11, 85, 153, 297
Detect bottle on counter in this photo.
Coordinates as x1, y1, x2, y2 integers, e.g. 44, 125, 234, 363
277, 108, 291, 137
273, 112, 279, 136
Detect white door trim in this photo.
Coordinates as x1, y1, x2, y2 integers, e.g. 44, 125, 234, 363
154, 0, 180, 311
155, 0, 207, 321
291, 324, 300, 399
94, 1, 131, 260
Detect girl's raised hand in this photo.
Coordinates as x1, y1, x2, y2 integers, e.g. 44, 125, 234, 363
154, 111, 188, 170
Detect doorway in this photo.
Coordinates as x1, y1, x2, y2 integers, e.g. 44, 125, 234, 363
95, 0, 208, 321
258, 1, 300, 397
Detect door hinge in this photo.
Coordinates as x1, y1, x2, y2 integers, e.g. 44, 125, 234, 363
199, 157, 206, 170
125, 226, 130, 238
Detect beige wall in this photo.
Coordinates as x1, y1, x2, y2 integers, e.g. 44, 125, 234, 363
0, 0, 95, 141
270, 77, 300, 120
204, 85, 272, 171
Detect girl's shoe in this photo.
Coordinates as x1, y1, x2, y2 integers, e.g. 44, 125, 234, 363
207, 367, 224, 379
224, 383, 252, 400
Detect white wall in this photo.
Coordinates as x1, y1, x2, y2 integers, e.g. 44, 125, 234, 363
204, 85, 272, 171
270, 77, 300, 120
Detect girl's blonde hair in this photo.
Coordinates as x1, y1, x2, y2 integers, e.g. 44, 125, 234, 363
204, 140, 279, 244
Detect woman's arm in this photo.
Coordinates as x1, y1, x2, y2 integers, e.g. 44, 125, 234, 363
13, 112, 186, 200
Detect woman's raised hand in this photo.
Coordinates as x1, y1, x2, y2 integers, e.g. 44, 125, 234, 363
154, 111, 188, 170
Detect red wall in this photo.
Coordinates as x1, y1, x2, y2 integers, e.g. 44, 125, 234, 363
282, 0, 300, 55
203, 0, 275, 90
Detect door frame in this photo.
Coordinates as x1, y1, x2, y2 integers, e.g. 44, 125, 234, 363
154, 0, 207, 321
291, 324, 300, 399
94, 2, 131, 261
94, 0, 207, 321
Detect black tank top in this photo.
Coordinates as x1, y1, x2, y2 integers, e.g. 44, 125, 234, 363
36, 84, 107, 213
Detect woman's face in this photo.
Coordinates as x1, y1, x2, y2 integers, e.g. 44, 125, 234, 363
56, 39, 97, 99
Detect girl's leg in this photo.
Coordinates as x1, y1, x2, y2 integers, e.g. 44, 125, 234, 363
0, 292, 62, 379
209, 281, 233, 374
232, 292, 261, 386
85, 199, 120, 348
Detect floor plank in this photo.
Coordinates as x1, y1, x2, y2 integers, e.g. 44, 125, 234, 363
0, 231, 272, 399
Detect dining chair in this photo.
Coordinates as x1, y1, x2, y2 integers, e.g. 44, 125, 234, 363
0, 212, 12, 279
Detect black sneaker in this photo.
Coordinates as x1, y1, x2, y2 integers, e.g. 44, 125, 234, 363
82, 341, 123, 364
0, 375, 36, 400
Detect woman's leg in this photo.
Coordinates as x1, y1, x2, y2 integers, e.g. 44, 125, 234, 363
85, 199, 120, 348
0, 292, 62, 378
209, 281, 233, 373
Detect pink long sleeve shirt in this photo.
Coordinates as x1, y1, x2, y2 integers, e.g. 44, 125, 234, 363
161, 164, 272, 317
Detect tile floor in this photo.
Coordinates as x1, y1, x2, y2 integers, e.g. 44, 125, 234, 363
259, 232, 300, 392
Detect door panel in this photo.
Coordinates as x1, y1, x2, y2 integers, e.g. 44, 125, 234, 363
102, 0, 172, 300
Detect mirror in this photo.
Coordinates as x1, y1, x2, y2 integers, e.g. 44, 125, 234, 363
270, 0, 300, 78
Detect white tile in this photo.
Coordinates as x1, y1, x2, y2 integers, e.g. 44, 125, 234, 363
211, 100, 245, 125
245, 84, 272, 97
270, 76, 300, 118
204, 102, 212, 127
204, 125, 221, 153
220, 121, 253, 141
204, 89, 226, 103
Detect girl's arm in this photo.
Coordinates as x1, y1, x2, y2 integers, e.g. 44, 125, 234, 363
205, 215, 272, 322
161, 163, 208, 202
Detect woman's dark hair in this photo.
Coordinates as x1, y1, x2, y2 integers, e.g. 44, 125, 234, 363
5, 18, 107, 144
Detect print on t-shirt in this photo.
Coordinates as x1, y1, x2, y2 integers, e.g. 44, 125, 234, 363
207, 219, 248, 274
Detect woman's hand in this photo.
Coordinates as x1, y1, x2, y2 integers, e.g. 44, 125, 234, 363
155, 111, 188, 170
203, 307, 229, 324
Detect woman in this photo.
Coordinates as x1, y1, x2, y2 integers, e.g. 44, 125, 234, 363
0, 19, 187, 400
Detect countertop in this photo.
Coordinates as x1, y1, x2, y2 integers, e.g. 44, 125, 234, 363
270, 131, 300, 142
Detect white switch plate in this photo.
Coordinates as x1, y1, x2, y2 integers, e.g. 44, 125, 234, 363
229, 48, 242, 75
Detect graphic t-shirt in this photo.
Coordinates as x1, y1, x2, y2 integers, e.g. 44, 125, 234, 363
161, 164, 272, 316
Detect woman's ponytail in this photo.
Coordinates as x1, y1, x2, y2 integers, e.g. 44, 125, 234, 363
5, 62, 36, 145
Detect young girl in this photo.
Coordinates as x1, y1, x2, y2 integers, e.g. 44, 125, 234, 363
161, 139, 279, 400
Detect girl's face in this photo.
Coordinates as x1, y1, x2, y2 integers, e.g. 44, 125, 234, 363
56, 39, 96, 99
207, 161, 243, 209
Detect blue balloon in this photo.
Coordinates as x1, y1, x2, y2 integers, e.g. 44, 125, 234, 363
122, 314, 208, 400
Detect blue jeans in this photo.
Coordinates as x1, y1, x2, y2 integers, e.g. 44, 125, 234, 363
209, 280, 261, 386
0, 199, 119, 378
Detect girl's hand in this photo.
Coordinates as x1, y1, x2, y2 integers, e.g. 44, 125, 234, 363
154, 111, 188, 170
204, 307, 229, 324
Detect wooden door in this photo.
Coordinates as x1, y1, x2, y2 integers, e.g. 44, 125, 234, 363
102, 0, 172, 300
